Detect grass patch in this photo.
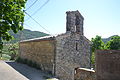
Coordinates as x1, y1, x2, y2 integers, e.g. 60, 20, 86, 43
0, 54, 11, 60
0, 43, 19, 60
16, 57, 41, 70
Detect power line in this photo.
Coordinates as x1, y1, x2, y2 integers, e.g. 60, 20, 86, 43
24, 11, 52, 36
31, 0, 49, 16
25, 0, 39, 11
23, 23, 34, 30
20, 23, 35, 41
25, 0, 50, 21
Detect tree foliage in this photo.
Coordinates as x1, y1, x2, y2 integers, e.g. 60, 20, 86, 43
91, 35, 120, 66
91, 35, 105, 52
91, 35, 105, 65
0, 0, 27, 49
106, 35, 120, 50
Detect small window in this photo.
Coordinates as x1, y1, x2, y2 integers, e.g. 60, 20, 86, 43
76, 42, 78, 51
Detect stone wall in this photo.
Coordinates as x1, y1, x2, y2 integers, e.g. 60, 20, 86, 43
19, 10, 91, 80
55, 10, 91, 80
96, 50, 120, 80
74, 68, 95, 80
55, 33, 91, 80
66, 10, 84, 35
19, 38, 56, 73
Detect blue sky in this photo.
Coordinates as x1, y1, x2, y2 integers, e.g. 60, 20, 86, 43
24, 0, 120, 39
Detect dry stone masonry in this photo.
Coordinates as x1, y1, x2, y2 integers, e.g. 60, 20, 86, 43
19, 37, 56, 73
74, 68, 95, 80
55, 11, 91, 80
19, 10, 91, 80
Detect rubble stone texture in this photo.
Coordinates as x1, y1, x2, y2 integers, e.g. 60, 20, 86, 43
19, 38, 56, 73
19, 10, 91, 80
55, 11, 91, 80
74, 68, 95, 80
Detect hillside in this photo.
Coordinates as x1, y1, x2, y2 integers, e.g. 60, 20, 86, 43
102, 35, 119, 43
4, 29, 49, 43
4, 29, 118, 44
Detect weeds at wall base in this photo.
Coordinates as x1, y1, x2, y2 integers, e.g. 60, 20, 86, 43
16, 57, 53, 75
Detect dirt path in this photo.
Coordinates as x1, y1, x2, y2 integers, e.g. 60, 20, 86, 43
0, 61, 52, 80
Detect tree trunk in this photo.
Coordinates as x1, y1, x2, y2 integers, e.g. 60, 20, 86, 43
0, 50, 2, 59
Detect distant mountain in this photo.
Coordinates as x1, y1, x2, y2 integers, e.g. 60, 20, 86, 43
102, 35, 119, 43
4, 29, 118, 44
4, 29, 49, 43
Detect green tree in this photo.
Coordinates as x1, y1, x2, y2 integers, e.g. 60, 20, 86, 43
91, 35, 105, 65
0, 37, 3, 58
8, 43, 19, 60
91, 35, 105, 52
106, 35, 120, 50
0, 0, 27, 46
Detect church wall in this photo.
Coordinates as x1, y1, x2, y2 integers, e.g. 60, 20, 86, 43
55, 11, 91, 80
19, 39, 56, 73
55, 33, 91, 80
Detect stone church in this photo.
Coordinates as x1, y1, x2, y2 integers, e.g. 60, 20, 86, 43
19, 10, 91, 80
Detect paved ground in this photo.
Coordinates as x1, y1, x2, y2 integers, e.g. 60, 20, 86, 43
0, 61, 53, 80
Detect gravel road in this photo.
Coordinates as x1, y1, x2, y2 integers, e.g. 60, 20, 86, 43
0, 61, 52, 80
